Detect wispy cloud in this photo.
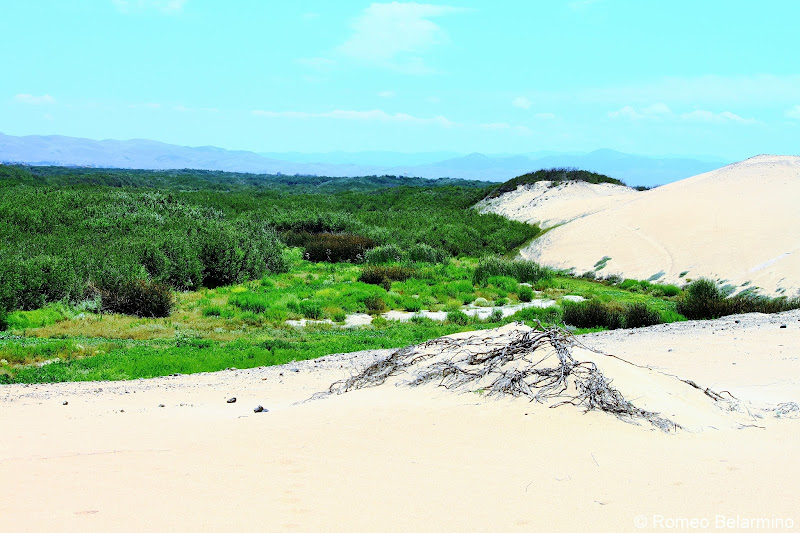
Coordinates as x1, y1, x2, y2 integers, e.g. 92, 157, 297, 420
608, 102, 671, 120
113, 0, 187, 14
680, 109, 757, 124
512, 96, 531, 110
14, 93, 56, 105
252, 108, 455, 127
330, 2, 469, 74
608, 102, 755, 124
378, 90, 397, 98
786, 105, 800, 120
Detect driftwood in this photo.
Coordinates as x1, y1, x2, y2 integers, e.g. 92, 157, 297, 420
318, 323, 678, 431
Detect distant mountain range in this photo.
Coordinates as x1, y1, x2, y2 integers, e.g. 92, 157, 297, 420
0, 132, 729, 187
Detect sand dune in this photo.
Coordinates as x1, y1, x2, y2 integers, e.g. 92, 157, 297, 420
2, 312, 799, 532
476, 180, 638, 229
492, 155, 800, 296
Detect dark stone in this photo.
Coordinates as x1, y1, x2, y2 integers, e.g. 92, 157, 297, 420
254, 405, 268, 413
158, 404, 165, 408
62, 401, 68, 405
780, 324, 787, 328
227, 397, 237, 403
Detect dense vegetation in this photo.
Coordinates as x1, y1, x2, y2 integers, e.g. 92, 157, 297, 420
485, 167, 625, 198
0, 165, 538, 314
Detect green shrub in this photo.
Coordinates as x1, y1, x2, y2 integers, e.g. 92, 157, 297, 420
652, 284, 682, 297
518, 286, 534, 302
0, 306, 8, 331
402, 298, 423, 312
676, 278, 725, 319
487, 275, 518, 293
473, 257, 554, 286
303, 233, 375, 263
363, 295, 387, 315
299, 301, 323, 319
624, 303, 662, 328
446, 310, 470, 325
407, 243, 448, 264
364, 244, 404, 264
98, 279, 174, 318
359, 265, 415, 286
511, 305, 563, 325
678, 279, 800, 319
562, 300, 624, 329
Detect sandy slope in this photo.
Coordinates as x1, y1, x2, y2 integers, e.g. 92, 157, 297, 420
2, 312, 799, 532
476, 180, 638, 229
508, 156, 800, 296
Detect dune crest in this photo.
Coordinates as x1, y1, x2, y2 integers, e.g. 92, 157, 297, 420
505, 155, 800, 296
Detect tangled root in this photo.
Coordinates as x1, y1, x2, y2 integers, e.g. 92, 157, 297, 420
318, 323, 678, 431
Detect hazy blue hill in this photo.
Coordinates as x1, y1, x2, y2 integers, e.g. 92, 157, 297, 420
1, 132, 728, 187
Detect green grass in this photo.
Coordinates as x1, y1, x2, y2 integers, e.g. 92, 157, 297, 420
0, 257, 691, 384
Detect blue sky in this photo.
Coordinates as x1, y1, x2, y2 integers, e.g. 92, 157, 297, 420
2, 0, 799, 159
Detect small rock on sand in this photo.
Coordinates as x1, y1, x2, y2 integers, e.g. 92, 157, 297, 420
227, 397, 237, 404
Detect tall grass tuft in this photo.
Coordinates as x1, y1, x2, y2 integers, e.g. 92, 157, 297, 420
473, 257, 554, 286
677, 278, 800, 319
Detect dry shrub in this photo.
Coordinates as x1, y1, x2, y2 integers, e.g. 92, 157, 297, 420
303, 233, 375, 263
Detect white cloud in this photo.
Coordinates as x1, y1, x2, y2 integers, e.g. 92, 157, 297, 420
334, 2, 469, 73
608, 102, 671, 120
512, 96, 531, 110
786, 105, 800, 120
607, 105, 643, 120
680, 109, 757, 124
14, 93, 55, 105
252, 108, 455, 127
113, 0, 186, 14
378, 90, 397, 98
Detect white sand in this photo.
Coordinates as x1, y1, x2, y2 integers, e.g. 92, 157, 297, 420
514, 156, 800, 296
2, 311, 799, 532
476, 180, 639, 229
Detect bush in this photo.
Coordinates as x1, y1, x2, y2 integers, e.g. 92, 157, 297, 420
518, 286, 534, 302
299, 301, 323, 319
563, 300, 624, 329
303, 233, 375, 263
473, 257, 554, 286
407, 243, 448, 264
0, 306, 8, 331
678, 279, 800, 319
512, 305, 563, 325
624, 303, 662, 328
364, 244, 404, 264
359, 265, 415, 286
363, 295, 387, 315
446, 310, 470, 325
676, 278, 725, 319
98, 279, 174, 318
652, 284, 682, 297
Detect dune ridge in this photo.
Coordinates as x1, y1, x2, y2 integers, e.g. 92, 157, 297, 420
489, 155, 800, 296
